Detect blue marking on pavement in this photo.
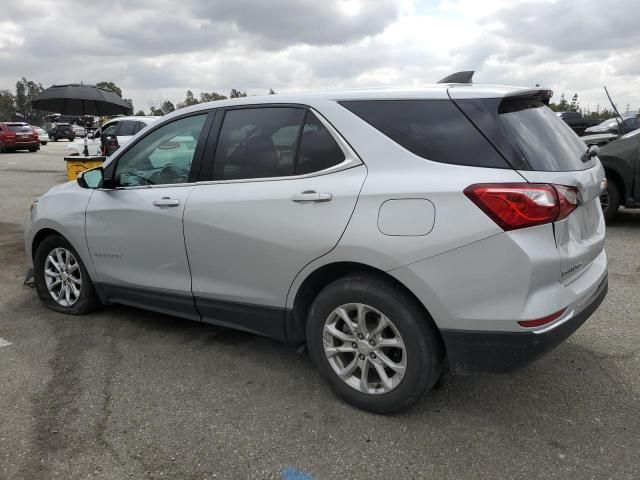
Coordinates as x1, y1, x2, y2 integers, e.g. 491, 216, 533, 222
281, 467, 314, 480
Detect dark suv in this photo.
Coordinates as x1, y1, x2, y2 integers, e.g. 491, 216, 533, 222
556, 111, 598, 136
45, 122, 75, 142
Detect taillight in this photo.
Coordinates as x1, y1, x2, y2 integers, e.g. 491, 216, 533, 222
464, 183, 578, 231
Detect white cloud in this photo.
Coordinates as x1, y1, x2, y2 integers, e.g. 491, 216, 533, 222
0, 0, 638, 113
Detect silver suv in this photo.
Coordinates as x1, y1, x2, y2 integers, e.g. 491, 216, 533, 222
26, 77, 608, 413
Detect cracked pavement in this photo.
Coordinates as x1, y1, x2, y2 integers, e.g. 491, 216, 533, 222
1, 143, 639, 479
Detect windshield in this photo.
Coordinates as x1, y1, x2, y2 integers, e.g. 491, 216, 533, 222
499, 99, 594, 171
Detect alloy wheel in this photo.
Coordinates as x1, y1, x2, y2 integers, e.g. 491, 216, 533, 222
44, 247, 82, 307
323, 303, 407, 394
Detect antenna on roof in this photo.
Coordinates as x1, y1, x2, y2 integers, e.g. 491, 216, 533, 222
437, 71, 474, 84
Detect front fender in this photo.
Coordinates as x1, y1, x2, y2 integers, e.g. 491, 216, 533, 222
26, 182, 95, 277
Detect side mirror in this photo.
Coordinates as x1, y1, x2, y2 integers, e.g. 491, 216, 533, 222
588, 145, 600, 158
77, 167, 105, 189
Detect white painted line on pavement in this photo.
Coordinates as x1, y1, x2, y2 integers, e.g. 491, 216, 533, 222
0, 337, 12, 348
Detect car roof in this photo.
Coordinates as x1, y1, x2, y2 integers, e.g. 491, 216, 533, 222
167, 83, 552, 117
100, 116, 159, 127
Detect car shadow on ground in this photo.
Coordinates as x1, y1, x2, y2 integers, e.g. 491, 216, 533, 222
48, 299, 629, 423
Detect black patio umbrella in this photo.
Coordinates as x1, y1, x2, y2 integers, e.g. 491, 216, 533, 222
31, 83, 132, 155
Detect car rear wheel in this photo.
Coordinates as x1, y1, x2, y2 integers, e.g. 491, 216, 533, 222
600, 180, 620, 222
41, 141, 47, 146
29, 146, 38, 152
34, 234, 101, 315
51, 135, 57, 142
306, 273, 444, 414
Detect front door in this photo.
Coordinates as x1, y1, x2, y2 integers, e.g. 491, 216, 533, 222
85, 112, 210, 319
183, 107, 366, 337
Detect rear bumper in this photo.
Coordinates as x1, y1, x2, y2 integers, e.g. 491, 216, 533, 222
441, 275, 608, 374
3, 139, 39, 148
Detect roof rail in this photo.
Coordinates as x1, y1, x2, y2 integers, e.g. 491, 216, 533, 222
437, 71, 474, 84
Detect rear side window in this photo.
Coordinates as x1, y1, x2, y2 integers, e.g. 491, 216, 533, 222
117, 120, 137, 136
213, 108, 306, 180
499, 99, 592, 171
340, 100, 508, 168
296, 112, 345, 175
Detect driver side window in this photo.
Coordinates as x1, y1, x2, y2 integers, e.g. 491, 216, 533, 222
115, 114, 207, 187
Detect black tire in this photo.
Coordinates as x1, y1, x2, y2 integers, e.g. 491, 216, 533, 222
41, 141, 47, 146
51, 135, 57, 142
33, 234, 101, 315
306, 273, 444, 414
29, 146, 38, 152
0, 142, 5, 153
601, 180, 620, 222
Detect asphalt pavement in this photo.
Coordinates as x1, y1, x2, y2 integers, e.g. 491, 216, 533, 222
1, 142, 639, 479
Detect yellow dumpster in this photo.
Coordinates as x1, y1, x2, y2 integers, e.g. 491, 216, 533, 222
63, 156, 107, 181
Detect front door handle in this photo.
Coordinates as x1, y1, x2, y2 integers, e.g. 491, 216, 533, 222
153, 197, 180, 208
292, 191, 333, 203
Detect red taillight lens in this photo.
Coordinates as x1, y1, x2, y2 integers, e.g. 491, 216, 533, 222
554, 184, 579, 221
518, 308, 566, 328
464, 183, 578, 231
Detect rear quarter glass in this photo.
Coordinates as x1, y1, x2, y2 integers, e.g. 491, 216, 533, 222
339, 99, 511, 169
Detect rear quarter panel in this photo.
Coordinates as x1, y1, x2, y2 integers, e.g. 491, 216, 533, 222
285, 99, 526, 308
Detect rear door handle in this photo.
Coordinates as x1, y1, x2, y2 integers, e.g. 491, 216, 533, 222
292, 191, 333, 203
153, 197, 180, 208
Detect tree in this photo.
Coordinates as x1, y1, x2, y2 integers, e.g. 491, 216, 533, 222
557, 93, 569, 111
0, 89, 16, 120
268, 88, 276, 95
96, 81, 122, 97
569, 93, 579, 112
15, 77, 44, 124
199, 91, 227, 103
160, 100, 175, 115
229, 89, 247, 98
176, 90, 200, 109
135, 110, 146, 116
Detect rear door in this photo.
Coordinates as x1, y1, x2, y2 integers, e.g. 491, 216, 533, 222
184, 106, 366, 336
453, 93, 605, 284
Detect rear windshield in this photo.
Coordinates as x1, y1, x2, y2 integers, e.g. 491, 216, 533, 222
339, 99, 509, 169
7, 125, 30, 132
499, 99, 593, 171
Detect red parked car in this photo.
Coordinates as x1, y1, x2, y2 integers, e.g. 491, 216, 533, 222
0, 122, 40, 153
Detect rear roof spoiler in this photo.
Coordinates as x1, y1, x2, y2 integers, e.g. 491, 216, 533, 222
437, 71, 474, 84
503, 89, 553, 105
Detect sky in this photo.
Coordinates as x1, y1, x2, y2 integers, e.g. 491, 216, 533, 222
1, 0, 638, 113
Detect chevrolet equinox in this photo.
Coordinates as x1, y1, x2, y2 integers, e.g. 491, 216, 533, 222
26, 75, 608, 413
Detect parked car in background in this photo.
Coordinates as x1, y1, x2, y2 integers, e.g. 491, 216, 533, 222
26, 80, 608, 413
556, 111, 598, 136
72, 125, 86, 138
31, 126, 50, 145
0, 122, 40, 152
585, 115, 640, 136
597, 128, 640, 221
66, 116, 159, 156
44, 122, 75, 142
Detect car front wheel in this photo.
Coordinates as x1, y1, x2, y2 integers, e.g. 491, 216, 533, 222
306, 273, 444, 414
33, 234, 101, 315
